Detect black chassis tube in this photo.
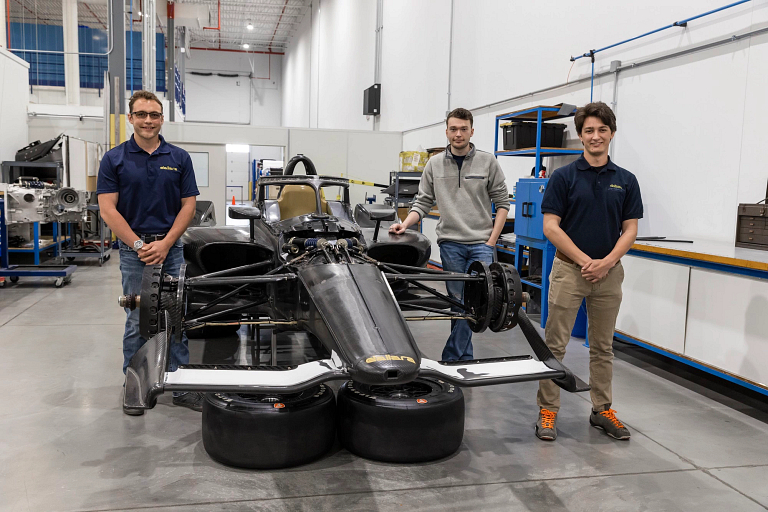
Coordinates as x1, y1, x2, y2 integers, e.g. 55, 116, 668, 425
185, 274, 296, 287
384, 274, 484, 282
193, 260, 273, 280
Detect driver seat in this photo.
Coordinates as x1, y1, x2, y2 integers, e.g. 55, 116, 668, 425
277, 185, 331, 219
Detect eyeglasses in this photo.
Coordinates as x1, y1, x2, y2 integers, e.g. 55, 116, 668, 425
131, 111, 163, 120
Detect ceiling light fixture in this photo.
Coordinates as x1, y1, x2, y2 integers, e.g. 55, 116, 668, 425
180, 47, 185, 53
242, 43, 250, 49
246, 22, 254, 30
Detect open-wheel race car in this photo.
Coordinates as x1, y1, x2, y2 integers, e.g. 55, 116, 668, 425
120, 155, 588, 469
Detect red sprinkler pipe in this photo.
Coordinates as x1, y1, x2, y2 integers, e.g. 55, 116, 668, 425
203, 0, 220, 30
190, 46, 283, 56
6, 0, 11, 48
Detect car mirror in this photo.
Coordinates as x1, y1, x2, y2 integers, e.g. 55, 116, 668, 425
358, 204, 396, 242
228, 206, 261, 242
358, 204, 396, 222
228, 206, 261, 220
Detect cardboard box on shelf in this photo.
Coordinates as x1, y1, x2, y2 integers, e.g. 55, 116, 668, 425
399, 151, 429, 172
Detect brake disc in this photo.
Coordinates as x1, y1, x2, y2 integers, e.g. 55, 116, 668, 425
139, 264, 164, 339
489, 262, 523, 332
171, 264, 187, 340
463, 260, 494, 333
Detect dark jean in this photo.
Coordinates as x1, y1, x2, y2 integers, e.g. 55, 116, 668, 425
119, 240, 189, 374
439, 241, 496, 361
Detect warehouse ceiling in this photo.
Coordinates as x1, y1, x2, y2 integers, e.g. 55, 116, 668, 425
8, 0, 309, 53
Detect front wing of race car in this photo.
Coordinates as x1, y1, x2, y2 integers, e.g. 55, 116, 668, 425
124, 310, 588, 410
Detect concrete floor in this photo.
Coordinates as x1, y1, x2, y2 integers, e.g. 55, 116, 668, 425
1, 259, 768, 512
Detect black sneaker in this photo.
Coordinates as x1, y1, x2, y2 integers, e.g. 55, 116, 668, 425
590, 409, 631, 440
535, 408, 558, 441
172, 392, 204, 412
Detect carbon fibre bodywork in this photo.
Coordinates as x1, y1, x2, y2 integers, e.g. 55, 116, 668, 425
123, 155, 588, 411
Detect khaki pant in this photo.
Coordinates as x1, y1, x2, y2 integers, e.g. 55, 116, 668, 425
537, 257, 624, 413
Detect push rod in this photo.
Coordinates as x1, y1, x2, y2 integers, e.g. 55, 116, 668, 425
186, 283, 252, 317
187, 299, 268, 323
399, 278, 468, 311
384, 274, 484, 282
186, 275, 296, 286
195, 260, 272, 279
399, 302, 463, 316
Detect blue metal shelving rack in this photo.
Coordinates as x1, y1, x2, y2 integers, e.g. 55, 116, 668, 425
494, 104, 584, 176
494, 105, 584, 328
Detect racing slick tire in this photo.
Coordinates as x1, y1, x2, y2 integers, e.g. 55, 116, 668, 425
337, 377, 464, 463
202, 385, 337, 469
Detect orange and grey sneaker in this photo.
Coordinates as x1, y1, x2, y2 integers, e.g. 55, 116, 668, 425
590, 408, 631, 440
535, 408, 558, 441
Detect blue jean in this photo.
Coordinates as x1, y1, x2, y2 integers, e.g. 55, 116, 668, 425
119, 240, 189, 374
439, 241, 496, 361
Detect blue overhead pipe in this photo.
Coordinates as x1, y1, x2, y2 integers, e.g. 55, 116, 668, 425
573, 0, 751, 102
571, 0, 752, 62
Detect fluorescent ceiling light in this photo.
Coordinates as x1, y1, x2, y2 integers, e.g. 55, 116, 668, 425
180, 47, 185, 53
242, 43, 250, 49
226, 144, 250, 153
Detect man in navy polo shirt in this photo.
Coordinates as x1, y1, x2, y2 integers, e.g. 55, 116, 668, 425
535, 102, 643, 442
97, 90, 202, 415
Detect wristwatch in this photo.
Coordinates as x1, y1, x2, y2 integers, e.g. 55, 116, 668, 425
133, 239, 144, 251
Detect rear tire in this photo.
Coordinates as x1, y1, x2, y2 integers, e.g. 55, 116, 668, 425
337, 377, 464, 463
202, 385, 336, 469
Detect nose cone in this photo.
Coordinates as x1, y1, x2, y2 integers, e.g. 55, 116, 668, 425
351, 354, 420, 385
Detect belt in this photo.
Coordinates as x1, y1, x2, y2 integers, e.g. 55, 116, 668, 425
136, 233, 167, 242
555, 250, 575, 265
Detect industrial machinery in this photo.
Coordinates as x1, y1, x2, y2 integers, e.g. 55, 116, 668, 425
2, 182, 88, 225
119, 155, 588, 469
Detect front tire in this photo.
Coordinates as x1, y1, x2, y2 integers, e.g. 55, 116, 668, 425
337, 377, 464, 463
202, 385, 336, 469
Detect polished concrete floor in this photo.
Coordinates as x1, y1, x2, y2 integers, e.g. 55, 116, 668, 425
1, 259, 768, 512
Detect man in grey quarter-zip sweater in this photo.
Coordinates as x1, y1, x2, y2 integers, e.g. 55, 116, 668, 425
390, 108, 510, 361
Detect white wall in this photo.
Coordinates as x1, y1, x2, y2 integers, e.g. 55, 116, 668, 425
184, 50, 281, 127
282, 0, 376, 130
283, 0, 768, 243
0, 49, 30, 161
281, 3, 313, 128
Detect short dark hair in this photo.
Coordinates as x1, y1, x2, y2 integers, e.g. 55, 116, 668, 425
446, 107, 473, 127
574, 102, 616, 134
129, 90, 163, 113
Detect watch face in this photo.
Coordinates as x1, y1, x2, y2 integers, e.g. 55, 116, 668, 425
133, 240, 144, 251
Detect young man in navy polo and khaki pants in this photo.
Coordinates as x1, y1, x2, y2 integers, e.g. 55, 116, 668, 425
535, 102, 643, 441
97, 90, 202, 415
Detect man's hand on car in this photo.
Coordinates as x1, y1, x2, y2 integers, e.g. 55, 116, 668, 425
138, 240, 171, 265
389, 223, 407, 235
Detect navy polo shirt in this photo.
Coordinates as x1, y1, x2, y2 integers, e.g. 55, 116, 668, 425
541, 155, 643, 259
97, 135, 199, 234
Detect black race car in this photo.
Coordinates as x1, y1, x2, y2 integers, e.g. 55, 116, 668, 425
121, 155, 588, 468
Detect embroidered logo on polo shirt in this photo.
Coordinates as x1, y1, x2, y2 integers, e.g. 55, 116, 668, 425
160, 166, 178, 171
609, 184, 623, 191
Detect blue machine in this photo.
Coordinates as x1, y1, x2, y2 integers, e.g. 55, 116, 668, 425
514, 178, 555, 328
513, 178, 587, 335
